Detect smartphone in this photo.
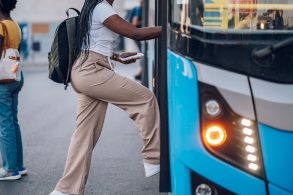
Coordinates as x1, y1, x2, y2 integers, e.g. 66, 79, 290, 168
119, 53, 144, 61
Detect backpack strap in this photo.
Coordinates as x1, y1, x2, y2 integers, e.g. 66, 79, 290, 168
66, 8, 80, 18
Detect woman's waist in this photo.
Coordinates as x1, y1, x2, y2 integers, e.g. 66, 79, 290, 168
74, 51, 114, 71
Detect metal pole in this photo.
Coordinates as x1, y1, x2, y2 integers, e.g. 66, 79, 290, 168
141, 0, 149, 87
155, 0, 171, 192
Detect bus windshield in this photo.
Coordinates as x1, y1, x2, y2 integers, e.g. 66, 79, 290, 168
172, 0, 293, 32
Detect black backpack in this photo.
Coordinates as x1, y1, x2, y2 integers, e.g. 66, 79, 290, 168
48, 8, 80, 89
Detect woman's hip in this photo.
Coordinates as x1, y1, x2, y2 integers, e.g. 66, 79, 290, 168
71, 52, 115, 94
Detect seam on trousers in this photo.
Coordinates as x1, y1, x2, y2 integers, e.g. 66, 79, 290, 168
78, 150, 93, 194
78, 113, 99, 194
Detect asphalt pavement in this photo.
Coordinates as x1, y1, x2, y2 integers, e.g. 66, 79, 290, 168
0, 63, 161, 195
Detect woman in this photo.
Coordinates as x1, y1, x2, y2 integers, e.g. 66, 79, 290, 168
0, 0, 27, 181
50, 0, 161, 194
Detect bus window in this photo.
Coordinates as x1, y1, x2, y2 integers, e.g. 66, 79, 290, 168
171, 0, 293, 31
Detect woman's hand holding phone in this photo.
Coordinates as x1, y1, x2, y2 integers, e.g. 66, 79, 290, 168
112, 52, 144, 64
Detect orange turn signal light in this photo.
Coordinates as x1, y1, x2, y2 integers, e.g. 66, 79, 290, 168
203, 125, 227, 147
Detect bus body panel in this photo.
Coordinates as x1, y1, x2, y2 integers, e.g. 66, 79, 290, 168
259, 124, 293, 193
167, 50, 267, 195
269, 183, 293, 195
251, 79, 293, 131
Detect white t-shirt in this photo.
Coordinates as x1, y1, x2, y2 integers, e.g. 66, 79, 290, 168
85, 1, 118, 57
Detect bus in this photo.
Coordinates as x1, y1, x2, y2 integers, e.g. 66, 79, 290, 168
142, 0, 293, 194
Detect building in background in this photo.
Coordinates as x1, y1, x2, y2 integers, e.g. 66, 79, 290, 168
11, 0, 138, 64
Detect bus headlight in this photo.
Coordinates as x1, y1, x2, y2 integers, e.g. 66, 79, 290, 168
199, 82, 265, 179
203, 125, 227, 147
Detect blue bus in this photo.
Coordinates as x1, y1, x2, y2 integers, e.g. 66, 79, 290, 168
142, 0, 293, 194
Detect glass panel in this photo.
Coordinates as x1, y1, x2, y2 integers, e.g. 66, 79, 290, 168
171, 0, 293, 31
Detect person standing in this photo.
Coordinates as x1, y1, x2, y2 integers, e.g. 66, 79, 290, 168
0, 0, 27, 181
50, 0, 161, 194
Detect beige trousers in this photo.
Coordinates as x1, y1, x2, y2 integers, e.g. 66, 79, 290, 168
55, 51, 160, 195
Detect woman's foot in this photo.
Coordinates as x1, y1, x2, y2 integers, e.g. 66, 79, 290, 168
49, 190, 70, 195
144, 163, 160, 177
0, 168, 21, 181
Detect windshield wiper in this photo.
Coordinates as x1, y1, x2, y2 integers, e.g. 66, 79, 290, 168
252, 37, 293, 59
251, 37, 293, 68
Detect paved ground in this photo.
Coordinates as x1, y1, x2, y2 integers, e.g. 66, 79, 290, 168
0, 63, 161, 195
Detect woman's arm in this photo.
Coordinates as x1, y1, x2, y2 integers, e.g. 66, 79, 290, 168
132, 16, 140, 27
103, 14, 162, 41
131, 7, 141, 27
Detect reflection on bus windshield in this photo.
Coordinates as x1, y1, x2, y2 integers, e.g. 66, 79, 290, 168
172, 0, 293, 31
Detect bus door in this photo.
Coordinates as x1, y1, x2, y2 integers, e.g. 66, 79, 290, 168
142, 0, 171, 192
